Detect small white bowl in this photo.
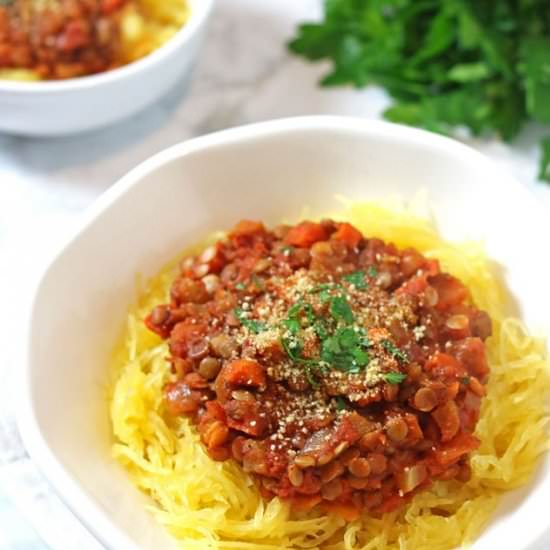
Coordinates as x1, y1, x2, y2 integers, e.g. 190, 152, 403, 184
0, 0, 214, 136
19, 117, 550, 549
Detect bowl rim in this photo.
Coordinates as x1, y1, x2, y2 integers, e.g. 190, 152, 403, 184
18, 115, 550, 550
0, 0, 215, 95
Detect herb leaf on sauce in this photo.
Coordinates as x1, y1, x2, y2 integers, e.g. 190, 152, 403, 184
382, 339, 408, 363
329, 295, 355, 323
234, 307, 267, 334
343, 270, 368, 289
321, 327, 370, 374
385, 372, 407, 385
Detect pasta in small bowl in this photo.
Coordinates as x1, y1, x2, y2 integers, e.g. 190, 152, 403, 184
0, 0, 214, 135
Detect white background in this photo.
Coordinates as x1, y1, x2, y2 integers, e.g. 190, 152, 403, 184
1, 0, 549, 547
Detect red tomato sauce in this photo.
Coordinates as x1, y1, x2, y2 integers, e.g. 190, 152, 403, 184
146, 219, 492, 518
0, 0, 129, 79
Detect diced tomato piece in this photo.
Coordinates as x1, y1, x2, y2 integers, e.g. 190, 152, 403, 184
430, 432, 480, 467
56, 20, 91, 52
396, 259, 440, 296
164, 381, 202, 416
202, 400, 226, 423
403, 413, 423, 441
425, 259, 440, 276
222, 359, 266, 387
432, 400, 460, 442
224, 399, 268, 436
425, 352, 467, 379
144, 313, 170, 338
374, 494, 407, 514
284, 221, 327, 248
291, 495, 322, 512
230, 220, 266, 238
460, 391, 481, 431
169, 321, 208, 359
429, 273, 469, 310
396, 273, 429, 296
101, 0, 126, 14
451, 337, 490, 379
332, 222, 363, 248
229, 220, 266, 247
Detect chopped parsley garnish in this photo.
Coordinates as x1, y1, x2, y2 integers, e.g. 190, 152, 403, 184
329, 295, 354, 323
235, 282, 246, 290
283, 300, 317, 335
281, 245, 294, 255
309, 282, 342, 294
343, 270, 368, 290
461, 376, 470, 385
234, 307, 267, 334
334, 396, 349, 411
385, 372, 407, 385
321, 327, 370, 374
281, 335, 324, 387
382, 339, 408, 363
367, 265, 378, 278
313, 319, 329, 340
252, 274, 264, 289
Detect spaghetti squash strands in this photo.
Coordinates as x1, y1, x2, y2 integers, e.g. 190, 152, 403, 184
110, 202, 550, 549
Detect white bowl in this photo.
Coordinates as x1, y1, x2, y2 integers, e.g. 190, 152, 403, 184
19, 117, 550, 550
0, 0, 214, 136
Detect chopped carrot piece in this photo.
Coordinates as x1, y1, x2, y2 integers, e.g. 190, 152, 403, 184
222, 359, 266, 387
425, 352, 466, 378
230, 220, 265, 238
284, 221, 327, 248
332, 222, 363, 248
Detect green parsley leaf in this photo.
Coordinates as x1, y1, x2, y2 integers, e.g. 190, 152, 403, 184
234, 308, 266, 334
281, 336, 322, 387
281, 245, 294, 255
235, 282, 246, 290
367, 265, 378, 278
320, 326, 370, 373
251, 274, 264, 289
334, 396, 349, 411
330, 295, 354, 323
539, 136, 550, 183
283, 300, 317, 335
382, 339, 408, 363
385, 372, 407, 385
289, 1, 550, 184
461, 376, 470, 385
283, 318, 301, 335
343, 270, 368, 289
313, 319, 329, 340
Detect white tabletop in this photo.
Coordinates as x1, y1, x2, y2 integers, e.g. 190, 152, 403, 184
1, 1, 550, 548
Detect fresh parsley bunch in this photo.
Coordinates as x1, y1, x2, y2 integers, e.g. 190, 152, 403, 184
289, 0, 550, 181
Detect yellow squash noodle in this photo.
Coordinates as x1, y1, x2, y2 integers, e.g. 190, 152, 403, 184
109, 201, 550, 549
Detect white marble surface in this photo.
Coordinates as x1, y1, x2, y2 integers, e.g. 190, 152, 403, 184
1, 0, 550, 547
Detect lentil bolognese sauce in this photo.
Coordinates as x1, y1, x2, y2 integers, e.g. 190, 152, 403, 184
0, 0, 189, 80
145, 219, 492, 519
0, 0, 131, 79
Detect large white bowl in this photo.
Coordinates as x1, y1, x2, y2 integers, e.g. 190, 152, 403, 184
19, 117, 550, 549
0, 0, 214, 136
